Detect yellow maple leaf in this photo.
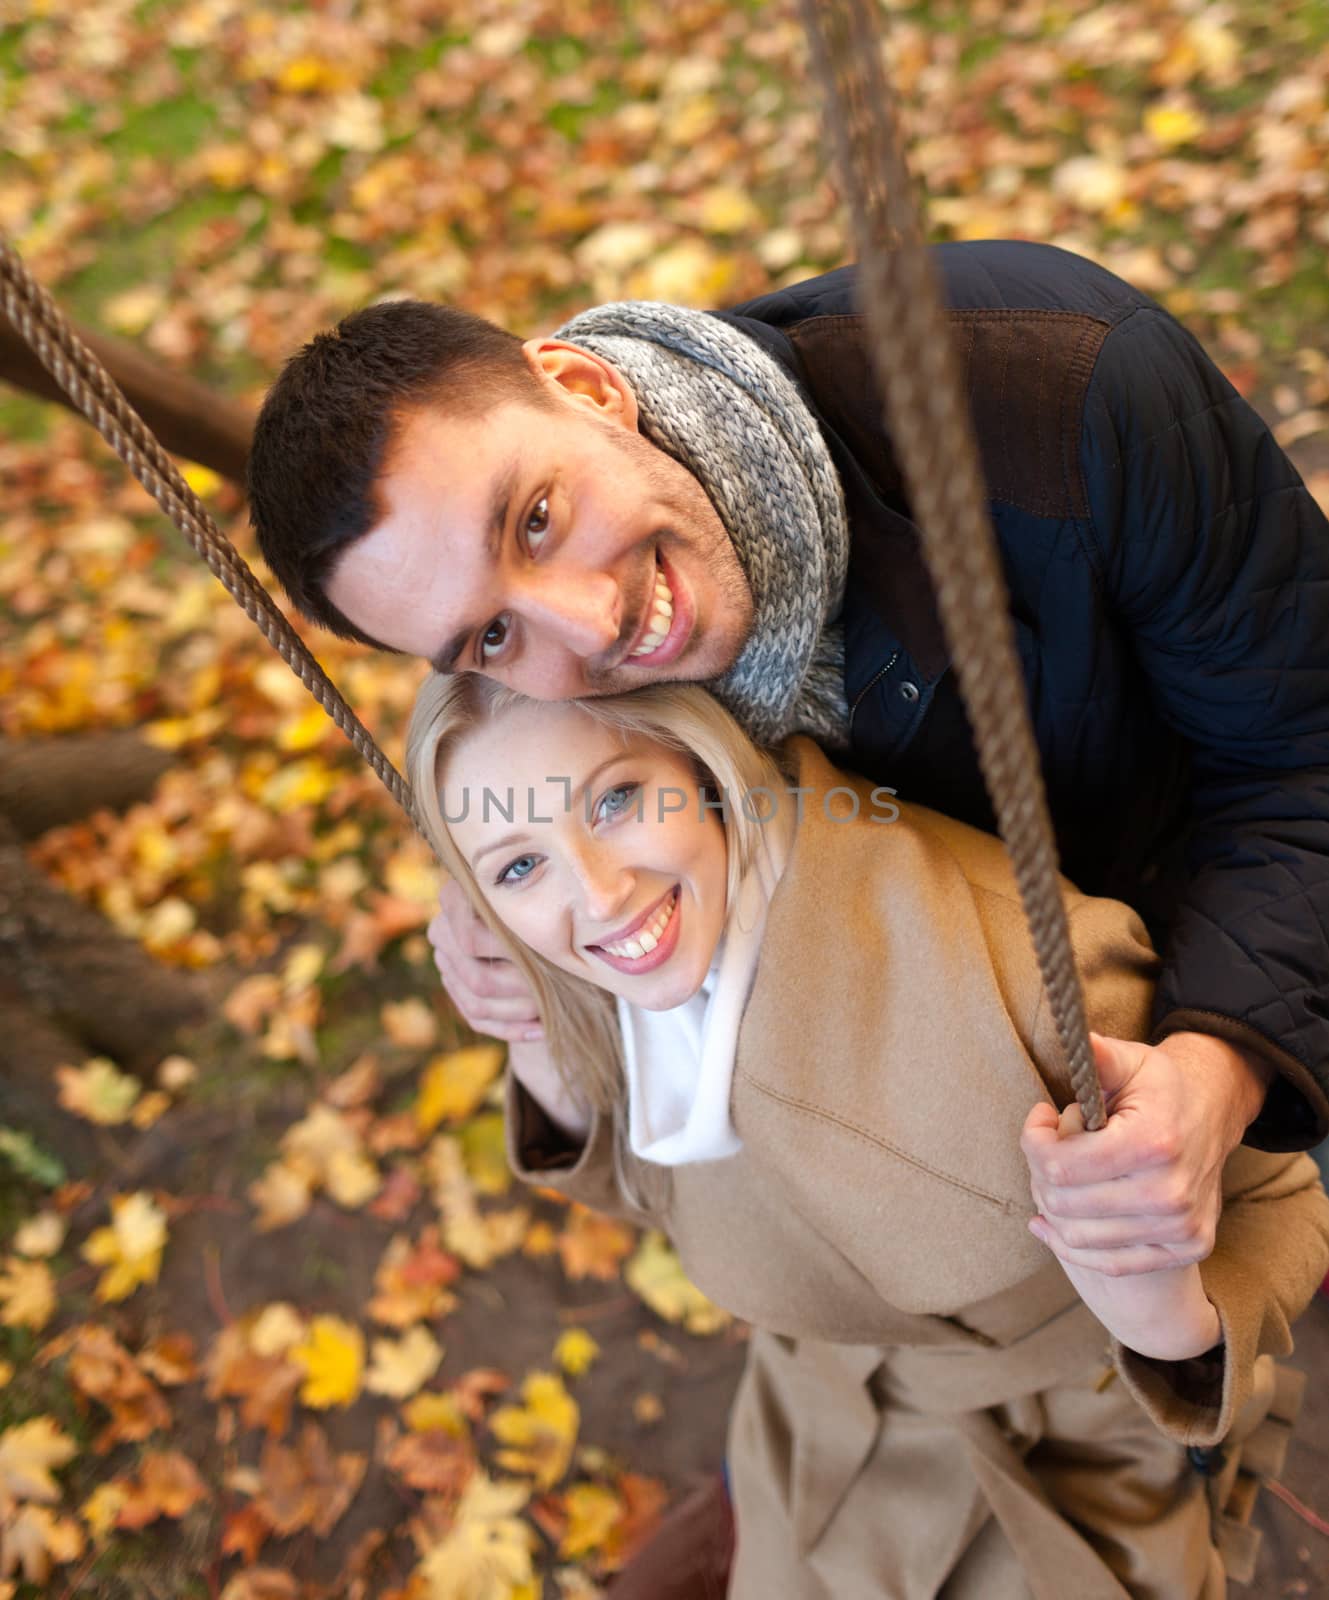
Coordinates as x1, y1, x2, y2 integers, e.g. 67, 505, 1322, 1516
426, 1137, 528, 1270
55, 1057, 140, 1125
1051, 154, 1128, 213
81, 1193, 168, 1303
381, 997, 439, 1049
101, 285, 164, 337
248, 1302, 307, 1359
416, 1471, 537, 1600
0, 1416, 77, 1510
449, 1206, 529, 1272
365, 1326, 443, 1400
80, 1481, 128, 1540
290, 1316, 364, 1409
402, 1391, 469, 1437
383, 845, 441, 909
460, 1114, 512, 1197
697, 184, 761, 234
282, 1102, 358, 1168
0, 1501, 84, 1585
552, 1329, 600, 1379
629, 239, 736, 306
276, 704, 331, 752
490, 1372, 579, 1491
180, 462, 222, 499
0, 1258, 56, 1332
324, 1146, 382, 1208
282, 942, 326, 993
416, 1046, 504, 1133
156, 1055, 198, 1094
1144, 103, 1205, 149
624, 1232, 730, 1336
13, 1212, 66, 1259
261, 757, 339, 812
522, 1221, 558, 1257
129, 1089, 172, 1130
559, 1481, 622, 1559
277, 53, 355, 95
248, 1159, 313, 1231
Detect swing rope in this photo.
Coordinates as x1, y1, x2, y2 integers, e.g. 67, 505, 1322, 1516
799, 0, 1104, 1127
0, 0, 1104, 1127
0, 233, 424, 836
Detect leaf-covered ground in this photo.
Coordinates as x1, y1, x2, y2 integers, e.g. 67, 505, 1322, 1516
2, 2, 1328, 1596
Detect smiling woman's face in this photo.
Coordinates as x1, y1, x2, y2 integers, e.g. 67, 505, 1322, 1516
442, 701, 729, 1010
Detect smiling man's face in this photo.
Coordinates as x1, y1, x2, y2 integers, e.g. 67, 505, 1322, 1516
324, 340, 754, 700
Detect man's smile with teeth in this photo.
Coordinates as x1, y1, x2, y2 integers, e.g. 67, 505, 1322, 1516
594, 887, 680, 959
629, 562, 675, 658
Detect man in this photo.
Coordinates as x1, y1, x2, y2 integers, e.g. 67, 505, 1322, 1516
248, 238, 1329, 1585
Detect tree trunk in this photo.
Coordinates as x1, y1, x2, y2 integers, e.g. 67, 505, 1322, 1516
0, 308, 254, 487
0, 737, 206, 1076
0, 733, 174, 840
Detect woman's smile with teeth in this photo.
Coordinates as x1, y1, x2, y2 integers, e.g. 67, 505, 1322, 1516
596, 888, 679, 959
630, 564, 675, 657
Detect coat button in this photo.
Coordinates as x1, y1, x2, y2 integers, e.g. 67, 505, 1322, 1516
898, 680, 920, 703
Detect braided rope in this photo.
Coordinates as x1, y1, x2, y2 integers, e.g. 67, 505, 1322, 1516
798, 0, 1105, 1127
0, 232, 424, 836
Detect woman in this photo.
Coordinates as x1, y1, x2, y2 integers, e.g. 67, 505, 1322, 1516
406, 672, 1329, 1600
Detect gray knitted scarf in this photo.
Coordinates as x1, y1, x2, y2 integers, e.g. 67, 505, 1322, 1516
554, 301, 851, 749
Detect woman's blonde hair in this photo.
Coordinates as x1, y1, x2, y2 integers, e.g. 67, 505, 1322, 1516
405, 673, 791, 1120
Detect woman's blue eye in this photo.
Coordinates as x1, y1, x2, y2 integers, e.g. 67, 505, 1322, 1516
497, 854, 539, 885
596, 783, 640, 822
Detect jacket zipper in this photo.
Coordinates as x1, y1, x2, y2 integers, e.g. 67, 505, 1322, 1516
848, 649, 900, 736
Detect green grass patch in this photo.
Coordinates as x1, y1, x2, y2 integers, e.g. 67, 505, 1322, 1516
54, 188, 247, 325
323, 234, 375, 273
372, 33, 469, 100
1253, 252, 1329, 357
546, 79, 629, 141
112, 95, 218, 161
1287, 0, 1329, 46
959, 36, 1004, 72
524, 32, 593, 73
0, 24, 29, 78
0, 393, 61, 444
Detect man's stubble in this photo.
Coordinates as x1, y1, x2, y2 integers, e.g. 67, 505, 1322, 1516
585, 422, 754, 692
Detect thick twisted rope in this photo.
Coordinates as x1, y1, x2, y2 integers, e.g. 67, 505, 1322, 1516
798, 0, 1105, 1127
0, 232, 423, 835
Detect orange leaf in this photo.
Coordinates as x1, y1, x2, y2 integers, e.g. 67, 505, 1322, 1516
255, 1423, 366, 1538
220, 1502, 272, 1564
114, 1450, 208, 1529
386, 1428, 475, 1495
558, 1207, 636, 1282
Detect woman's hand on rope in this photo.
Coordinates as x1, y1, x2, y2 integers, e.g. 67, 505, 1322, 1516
1021, 1030, 1273, 1276
428, 875, 544, 1043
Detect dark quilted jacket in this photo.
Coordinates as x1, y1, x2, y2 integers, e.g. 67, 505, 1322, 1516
719, 240, 1329, 1151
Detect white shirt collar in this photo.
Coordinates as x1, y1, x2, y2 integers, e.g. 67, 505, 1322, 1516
618, 823, 790, 1166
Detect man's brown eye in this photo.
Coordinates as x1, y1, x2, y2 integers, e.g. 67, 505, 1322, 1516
527, 497, 550, 548
480, 616, 509, 660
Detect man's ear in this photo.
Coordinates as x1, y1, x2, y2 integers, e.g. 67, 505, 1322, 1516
522, 339, 639, 431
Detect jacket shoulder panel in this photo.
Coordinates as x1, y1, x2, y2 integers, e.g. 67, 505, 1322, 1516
787, 308, 1110, 519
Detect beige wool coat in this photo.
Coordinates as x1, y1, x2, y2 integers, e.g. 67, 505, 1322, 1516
505, 739, 1329, 1600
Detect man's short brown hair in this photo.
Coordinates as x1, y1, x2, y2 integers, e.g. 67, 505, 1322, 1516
246, 299, 552, 646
